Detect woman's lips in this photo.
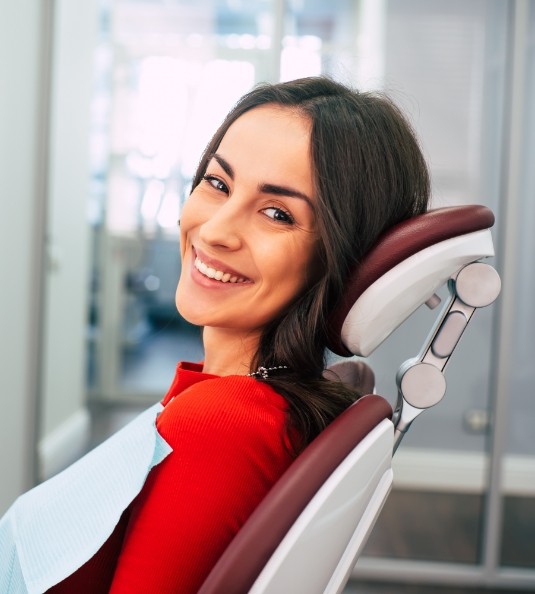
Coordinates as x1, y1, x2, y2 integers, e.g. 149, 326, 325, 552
192, 248, 252, 284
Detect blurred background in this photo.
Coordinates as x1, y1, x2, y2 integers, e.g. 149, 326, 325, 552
1, 0, 534, 591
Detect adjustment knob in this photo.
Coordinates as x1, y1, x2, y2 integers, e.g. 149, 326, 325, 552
400, 362, 446, 409
455, 262, 501, 307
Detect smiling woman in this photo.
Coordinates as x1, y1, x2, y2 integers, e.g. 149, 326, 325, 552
0, 77, 430, 593
176, 105, 318, 374
184, 77, 430, 453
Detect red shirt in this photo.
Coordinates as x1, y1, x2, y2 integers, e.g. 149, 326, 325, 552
49, 362, 293, 593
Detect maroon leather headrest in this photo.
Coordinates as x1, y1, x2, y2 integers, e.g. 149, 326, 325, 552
328, 205, 495, 356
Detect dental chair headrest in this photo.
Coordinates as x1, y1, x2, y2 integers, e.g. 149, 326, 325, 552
328, 205, 496, 357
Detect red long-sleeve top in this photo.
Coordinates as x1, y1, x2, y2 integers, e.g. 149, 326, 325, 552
48, 362, 294, 593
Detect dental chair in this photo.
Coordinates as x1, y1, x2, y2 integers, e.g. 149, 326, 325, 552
198, 204, 501, 594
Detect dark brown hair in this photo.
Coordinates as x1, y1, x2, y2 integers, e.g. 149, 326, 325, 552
191, 77, 430, 452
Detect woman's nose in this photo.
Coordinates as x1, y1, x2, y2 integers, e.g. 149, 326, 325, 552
197, 196, 244, 250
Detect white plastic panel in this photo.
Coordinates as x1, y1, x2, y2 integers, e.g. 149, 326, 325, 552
325, 470, 393, 594
341, 229, 495, 357
250, 419, 394, 594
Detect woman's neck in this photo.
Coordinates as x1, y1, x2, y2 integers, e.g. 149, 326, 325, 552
201, 326, 261, 376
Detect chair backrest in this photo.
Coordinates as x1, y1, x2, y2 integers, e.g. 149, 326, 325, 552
199, 205, 498, 594
198, 395, 393, 594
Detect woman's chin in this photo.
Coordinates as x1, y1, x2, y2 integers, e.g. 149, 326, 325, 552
175, 298, 201, 327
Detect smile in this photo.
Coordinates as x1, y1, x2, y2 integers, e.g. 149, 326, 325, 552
194, 256, 249, 284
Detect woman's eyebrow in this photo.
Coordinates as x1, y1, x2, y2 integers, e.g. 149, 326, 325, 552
259, 183, 315, 211
211, 152, 314, 211
211, 153, 234, 178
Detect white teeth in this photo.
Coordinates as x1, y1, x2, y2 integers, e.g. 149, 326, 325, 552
194, 257, 245, 283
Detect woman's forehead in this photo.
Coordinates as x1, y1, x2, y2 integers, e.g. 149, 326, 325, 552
214, 107, 315, 205
222, 104, 311, 146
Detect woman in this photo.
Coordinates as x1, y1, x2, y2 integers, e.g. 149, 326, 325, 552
1, 76, 429, 593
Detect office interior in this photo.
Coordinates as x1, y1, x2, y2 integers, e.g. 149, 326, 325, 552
1, 0, 534, 591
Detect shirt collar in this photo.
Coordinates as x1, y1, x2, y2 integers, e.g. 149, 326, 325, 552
161, 361, 219, 406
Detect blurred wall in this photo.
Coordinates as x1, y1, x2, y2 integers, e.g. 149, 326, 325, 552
38, 0, 97, 481
0, 0, 97, 514
0, 0, 50, 514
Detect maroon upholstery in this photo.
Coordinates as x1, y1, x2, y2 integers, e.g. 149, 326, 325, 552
328, 205, 495, 356
198, 395, 393, 594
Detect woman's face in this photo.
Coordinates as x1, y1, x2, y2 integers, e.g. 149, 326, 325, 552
175, 104, 318, 338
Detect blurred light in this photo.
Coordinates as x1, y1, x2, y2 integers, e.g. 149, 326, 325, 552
240, 34, 256, 49
281, 36, 322, 81
180, 59, 255, 178
107, 173, 139, 232
187, 33, 204, 48
126, 151, 154, 178
226, 34, 241, 49
144, 274, 161, 292
140, 179, 165, 222
300, 35, 322, 51
157, 188, 180, 229
133, 55, 188, 164
152, 153, 173, 179
256, 34, 271, 50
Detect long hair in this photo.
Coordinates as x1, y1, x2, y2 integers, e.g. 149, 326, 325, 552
190, 77, 430, 452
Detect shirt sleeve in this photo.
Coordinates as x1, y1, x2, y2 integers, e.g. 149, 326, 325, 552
108, 376, 293, 594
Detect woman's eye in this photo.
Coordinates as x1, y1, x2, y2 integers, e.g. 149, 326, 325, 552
263, 206, 295, 225
203, 175, 228, 194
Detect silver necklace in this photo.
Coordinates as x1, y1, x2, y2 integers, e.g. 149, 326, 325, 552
247, 365, 289, 379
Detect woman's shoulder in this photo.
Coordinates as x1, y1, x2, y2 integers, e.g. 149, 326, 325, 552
205, 374, 287, 406
163, 362, 286, 405
157, 374, 288, 437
